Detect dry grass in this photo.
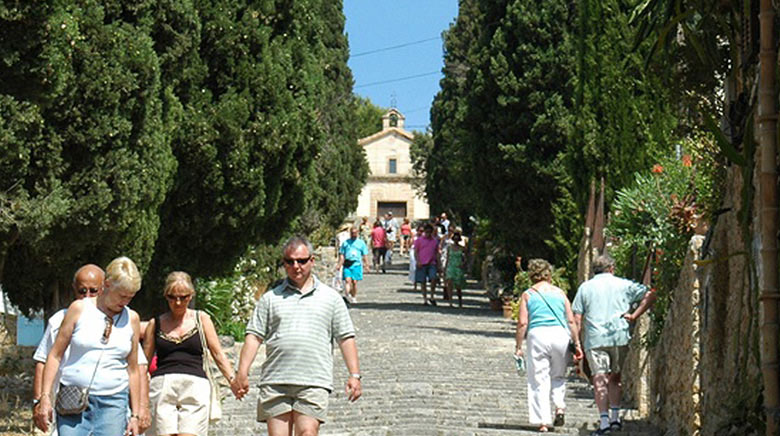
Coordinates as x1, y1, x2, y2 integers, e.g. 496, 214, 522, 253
0, 331, 36, 436
0, 391, 34, 435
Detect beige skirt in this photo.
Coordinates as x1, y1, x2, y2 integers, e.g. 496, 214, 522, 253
149, 373, 210, 436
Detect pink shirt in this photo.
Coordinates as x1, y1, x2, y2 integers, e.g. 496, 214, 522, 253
414, 235, 439, 265
371, 226, 387, 248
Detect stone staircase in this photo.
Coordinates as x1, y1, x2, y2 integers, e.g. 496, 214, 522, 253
210, 261, 661, 436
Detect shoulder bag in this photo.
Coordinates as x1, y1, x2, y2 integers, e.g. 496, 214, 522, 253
195, 310, 222, 423
56, 312, 113, 415
530, 287, 578, 357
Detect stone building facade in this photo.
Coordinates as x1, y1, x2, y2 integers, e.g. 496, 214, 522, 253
354, 109, 430, 221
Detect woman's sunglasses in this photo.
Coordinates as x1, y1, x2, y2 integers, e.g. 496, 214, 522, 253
165, 294, 193, 303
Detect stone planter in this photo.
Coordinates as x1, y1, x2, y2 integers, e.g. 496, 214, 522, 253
502, 303, 514, 319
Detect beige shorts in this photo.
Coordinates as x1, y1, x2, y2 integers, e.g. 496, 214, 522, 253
257, 384, 329, 423
149, 373, 210, 435
586, 345, 629, 375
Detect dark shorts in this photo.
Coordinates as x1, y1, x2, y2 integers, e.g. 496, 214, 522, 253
373, 247, 387, 257
415, 264, 437, 283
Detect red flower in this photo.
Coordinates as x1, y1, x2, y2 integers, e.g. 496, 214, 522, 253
682, 154, 692, 167
652, 164, 664, 174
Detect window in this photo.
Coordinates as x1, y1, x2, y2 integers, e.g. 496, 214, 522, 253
388, 158, 397, 174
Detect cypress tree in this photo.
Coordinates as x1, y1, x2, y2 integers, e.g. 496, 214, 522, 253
0, 1, 175, 313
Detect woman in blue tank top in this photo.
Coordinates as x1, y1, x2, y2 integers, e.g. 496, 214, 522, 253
514, 259, 582, 432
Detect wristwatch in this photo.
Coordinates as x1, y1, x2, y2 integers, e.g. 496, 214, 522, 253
349, 373, 362, 380
32, 398, 40, 408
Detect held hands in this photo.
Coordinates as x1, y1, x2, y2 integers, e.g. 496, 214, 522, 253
345, 377, 362, 402
138, 406, 151, 433
125, 415, 139, 436
573, 344, 585, 362
33, 396, 52, 432
231, 372, 250, 400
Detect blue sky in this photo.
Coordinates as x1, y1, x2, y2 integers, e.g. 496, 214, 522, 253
344, 1, 459, 132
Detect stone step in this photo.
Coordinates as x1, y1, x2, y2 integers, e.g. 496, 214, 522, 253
209, 261, 660, 435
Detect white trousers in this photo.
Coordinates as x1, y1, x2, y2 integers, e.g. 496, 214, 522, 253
526, 325, 570, 425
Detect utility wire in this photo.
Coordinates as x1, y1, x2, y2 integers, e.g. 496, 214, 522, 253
351, 36, 441, 58
354, 71, 441, 89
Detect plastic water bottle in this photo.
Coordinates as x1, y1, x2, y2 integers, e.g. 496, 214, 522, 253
514, 354, 525, 373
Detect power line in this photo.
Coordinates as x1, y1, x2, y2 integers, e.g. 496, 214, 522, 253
354, 71, 441, 89
351, 36, 441, 58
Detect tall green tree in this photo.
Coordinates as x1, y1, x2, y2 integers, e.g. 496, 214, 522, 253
294, 0, 368, 234
548, 0, 679, 286
145, 0, 366, 305
0, 1, 176, 314
354, 96, 385, 139
426, 0, 576, 257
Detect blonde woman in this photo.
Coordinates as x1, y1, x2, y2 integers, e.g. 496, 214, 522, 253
144, 272, 234, 436
35, 257, 144, 436
515, 259, 582, 432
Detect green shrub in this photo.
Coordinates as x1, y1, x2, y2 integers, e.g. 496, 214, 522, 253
607, 139, 721, 346
195, 243, 282, 341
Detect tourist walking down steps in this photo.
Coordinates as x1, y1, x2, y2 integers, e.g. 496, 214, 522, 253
338, 226, 371, 304
232, 236, 362, 436
35, 257, 144, 436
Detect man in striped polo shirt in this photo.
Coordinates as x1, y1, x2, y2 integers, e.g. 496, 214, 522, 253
232, 236, 362, 436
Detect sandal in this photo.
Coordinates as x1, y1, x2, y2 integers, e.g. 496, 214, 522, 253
538, 425, 549, 433
610, 420, 622, 431
553, 409, 565, 426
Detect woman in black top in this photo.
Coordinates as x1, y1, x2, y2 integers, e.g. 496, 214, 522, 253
143, 272, 235, 436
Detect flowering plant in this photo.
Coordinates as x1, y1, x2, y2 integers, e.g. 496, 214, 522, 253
607, 137, 722, 345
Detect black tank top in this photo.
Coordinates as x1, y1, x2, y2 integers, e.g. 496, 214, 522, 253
152, 315, 207, 379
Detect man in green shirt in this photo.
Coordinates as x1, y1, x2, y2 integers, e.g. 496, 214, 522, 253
232, 236, 362, 436
572, 255, 655, 435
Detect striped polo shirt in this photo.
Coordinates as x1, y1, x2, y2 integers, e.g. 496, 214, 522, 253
246, 276, 355, 391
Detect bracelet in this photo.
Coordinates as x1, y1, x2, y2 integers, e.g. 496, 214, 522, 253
130, 414, 139, 420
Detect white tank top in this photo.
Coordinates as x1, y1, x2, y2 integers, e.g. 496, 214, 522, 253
60, 301, 133, 395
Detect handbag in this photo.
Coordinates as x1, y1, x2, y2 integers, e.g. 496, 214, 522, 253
530, 287, 578, 357
55, 334, 106, 415
195, 310, 222, 423
55, 384, 89, 415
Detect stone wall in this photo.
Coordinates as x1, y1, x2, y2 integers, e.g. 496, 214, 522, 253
622, 166, 764, 435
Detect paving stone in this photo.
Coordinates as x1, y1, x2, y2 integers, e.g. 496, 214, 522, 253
210, 259, 661, 435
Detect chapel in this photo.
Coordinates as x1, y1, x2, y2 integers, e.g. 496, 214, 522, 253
354, 108, 430, 220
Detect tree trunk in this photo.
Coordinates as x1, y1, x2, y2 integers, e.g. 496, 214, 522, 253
758, 1, 779, 434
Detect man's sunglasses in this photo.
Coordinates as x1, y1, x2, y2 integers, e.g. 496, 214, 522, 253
283, 257, 312, 266
77, 287, 100, 296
